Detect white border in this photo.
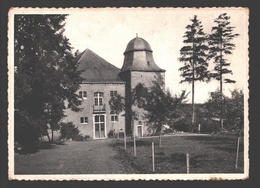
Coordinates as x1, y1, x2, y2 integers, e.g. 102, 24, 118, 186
8, 7, 249, 181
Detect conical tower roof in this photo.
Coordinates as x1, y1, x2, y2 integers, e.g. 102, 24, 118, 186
121, 36, 165, 72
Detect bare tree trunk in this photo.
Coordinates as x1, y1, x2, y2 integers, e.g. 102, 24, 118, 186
220, 38, 223, 131
51, 129, 54, 143
46, 131, 51, 142
190, 42, 195, 133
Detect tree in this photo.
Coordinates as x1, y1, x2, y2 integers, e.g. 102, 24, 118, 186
208, 13, 239, 130
109, 83, 148, 156
14, 15, 83, 143
204, 89, 243, 132
108, 83, 148, 135
142, 80, 188, 147
179, 15, 209, 132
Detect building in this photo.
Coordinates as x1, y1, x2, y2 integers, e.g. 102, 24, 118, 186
63, 49, 126, 139
120, 36, 166, 137
63, 36, 165, 139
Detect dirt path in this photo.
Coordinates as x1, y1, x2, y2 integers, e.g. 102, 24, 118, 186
15, 139, 137, 174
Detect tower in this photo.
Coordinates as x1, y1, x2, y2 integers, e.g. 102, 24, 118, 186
120, 36, 166, 136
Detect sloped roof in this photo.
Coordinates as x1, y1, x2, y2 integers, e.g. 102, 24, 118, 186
121, 37, 165, 73
76, 49, 123, 83
124, 37, 152, 54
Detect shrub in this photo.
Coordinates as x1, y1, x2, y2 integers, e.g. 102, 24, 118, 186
60, 122, 80, 140
72, 134, 84, 141
85, 135, 90, 140
108, 130, 114, 138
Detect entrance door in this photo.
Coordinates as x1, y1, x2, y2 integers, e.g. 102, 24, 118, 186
94, 115, 105, 138
137, 126, 142, 137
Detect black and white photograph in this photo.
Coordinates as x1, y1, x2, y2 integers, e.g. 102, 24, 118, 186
8, 7, 249, 180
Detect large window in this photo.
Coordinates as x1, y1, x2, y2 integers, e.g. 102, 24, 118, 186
94, 92, 103, 106
94, 115, 105, 138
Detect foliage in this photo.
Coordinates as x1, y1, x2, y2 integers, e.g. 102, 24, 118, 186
207, 13, 239, 130
143, 80, 188, 130
108, 83, 149, 134
14, 110, 42, 144
208, 13, 239, 84
179, 15, 209, 83
109, 93, 125, 115
108, 130, 115, 138
204, 89, 244, 130
60, 122, 80, 140
137, 79, 188, 146
14, 15, 83, 143
178, 15, 209, 131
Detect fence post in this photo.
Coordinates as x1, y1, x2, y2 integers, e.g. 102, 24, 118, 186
186, 153, 190, 174
152, 142, 155, 172
124, 131, 126, 150
133, 133, 136, 157
235, 136, 240, 169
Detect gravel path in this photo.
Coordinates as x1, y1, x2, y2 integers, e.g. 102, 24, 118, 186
15, 139, 137, 174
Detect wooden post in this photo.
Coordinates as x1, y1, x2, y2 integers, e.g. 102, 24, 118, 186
132, 120, 136, 157
152, 142, 155, 172
186, 153, 190, 174
235, 136, 240, 169
124, 131, 126, 150
133, 133, 136, 157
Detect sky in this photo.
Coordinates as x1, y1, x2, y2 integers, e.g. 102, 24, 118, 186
62, 8, 248, 103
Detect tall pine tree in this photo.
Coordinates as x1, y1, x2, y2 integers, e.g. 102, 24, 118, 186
14, 15, 83, 143
208, 13, 239, 130
178, 15, 209, 132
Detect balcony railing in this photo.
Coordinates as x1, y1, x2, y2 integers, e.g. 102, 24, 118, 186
93, 104, 106, 113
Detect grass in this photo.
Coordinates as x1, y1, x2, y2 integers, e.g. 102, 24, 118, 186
111, 131, 244, 174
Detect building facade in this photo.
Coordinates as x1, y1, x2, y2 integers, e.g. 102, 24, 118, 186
63, 36, 165, 139
63, 49, 125, 139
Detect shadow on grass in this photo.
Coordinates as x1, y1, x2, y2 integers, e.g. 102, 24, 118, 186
15, 141, 66, 155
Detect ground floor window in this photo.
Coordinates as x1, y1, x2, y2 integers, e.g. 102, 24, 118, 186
80, 117, 88, 124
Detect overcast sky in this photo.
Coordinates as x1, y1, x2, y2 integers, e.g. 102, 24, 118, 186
63, 8, 248, 103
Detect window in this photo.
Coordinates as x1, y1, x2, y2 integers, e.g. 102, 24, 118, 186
111, 115, 118, 122
94, 92, 103, 106
110, 91, 117, 97
80, 117, 88, 123
138, 121, 142, 125
83, 91, 87, 98
79, 91, 82, 98
79, 91, 87, 99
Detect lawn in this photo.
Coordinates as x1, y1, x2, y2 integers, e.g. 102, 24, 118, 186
111, 131, 244, 174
